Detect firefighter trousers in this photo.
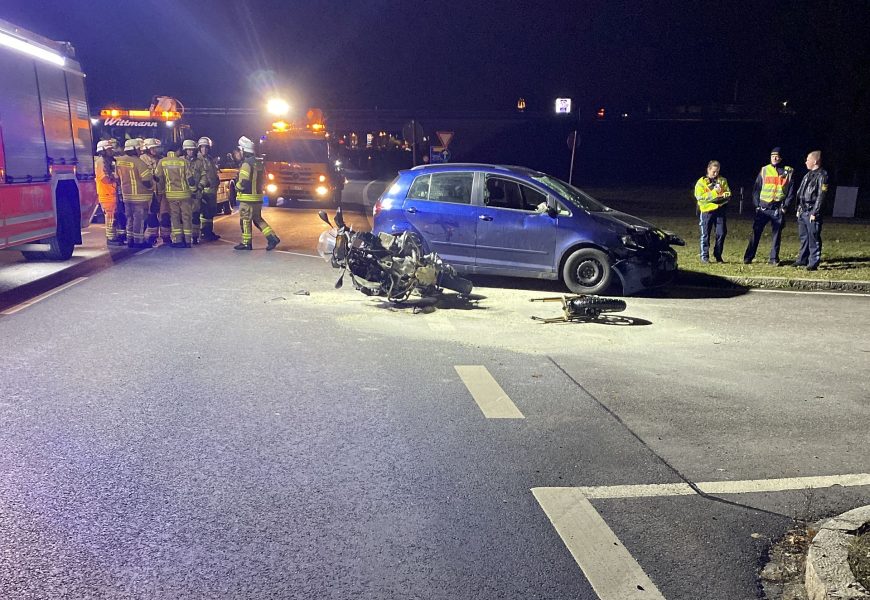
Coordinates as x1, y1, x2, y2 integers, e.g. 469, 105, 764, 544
168, 198, 193, 244
124, 200, 150, 244
191, 194, 202, 242
239, 201, 275, 244
145, 193, 161, 243
159, 195, 172, 241
98, 197, 119, 242
200, 191, 218, 235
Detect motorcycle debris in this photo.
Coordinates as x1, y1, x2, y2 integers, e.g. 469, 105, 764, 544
294, 289, 311, 296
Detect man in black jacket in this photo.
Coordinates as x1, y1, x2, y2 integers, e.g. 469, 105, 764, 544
793, 150, 828, 271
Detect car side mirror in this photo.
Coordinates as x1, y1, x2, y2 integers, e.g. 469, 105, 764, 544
546, 198, 559, 218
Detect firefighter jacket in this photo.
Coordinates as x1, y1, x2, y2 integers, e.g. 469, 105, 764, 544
94, 156, 118, 205
235, 156, 263, 202
195, 154, 220, 194
140, 153, 163, 195
753, 164, 794, 209
114, 154, 153, 202
795, 168, 828, 218
694, 176, 731, 213
157, 152, 197, 200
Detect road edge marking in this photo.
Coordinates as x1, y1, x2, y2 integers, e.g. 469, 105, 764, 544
1, 277, 88, 315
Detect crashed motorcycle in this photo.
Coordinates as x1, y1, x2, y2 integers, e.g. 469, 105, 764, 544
317, 209, 473, 302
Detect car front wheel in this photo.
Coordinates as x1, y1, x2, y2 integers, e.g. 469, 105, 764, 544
562, 248, 612, 294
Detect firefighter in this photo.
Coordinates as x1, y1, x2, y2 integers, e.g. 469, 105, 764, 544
94, 141, 124, 246
195, 136, 221, 241
182, 139, 202, 244
234, 136, 280, 251
107, 139, 127, 244
114, 139, 154, 248
743, 147, 795, 265
140, 138, 164, 245
157, 148, 197, 247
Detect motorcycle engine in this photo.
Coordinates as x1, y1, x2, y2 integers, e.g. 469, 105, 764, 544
415, 265, 437, 286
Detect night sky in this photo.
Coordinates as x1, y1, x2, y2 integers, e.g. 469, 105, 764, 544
3, 0, 868, 115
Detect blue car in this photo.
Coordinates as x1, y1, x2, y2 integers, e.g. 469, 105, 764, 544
372, 164, 684, 295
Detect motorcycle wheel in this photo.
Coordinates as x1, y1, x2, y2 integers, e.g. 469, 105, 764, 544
439, 272, 473, 296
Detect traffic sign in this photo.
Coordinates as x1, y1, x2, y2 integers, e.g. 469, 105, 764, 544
436, 131, 454, 148
429, 146, 451, 164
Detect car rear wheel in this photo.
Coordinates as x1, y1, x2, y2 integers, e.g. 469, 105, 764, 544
562, 248, 612, 294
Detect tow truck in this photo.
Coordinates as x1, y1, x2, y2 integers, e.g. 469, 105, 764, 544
260, 108, 344, 207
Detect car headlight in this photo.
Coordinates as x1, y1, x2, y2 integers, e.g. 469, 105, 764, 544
266, 183, 278, 193
318, 174, 327, 182
316, 185, 329, 196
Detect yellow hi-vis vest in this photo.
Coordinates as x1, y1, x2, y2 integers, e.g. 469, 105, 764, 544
759, 164, 793, 204
114, 155, 153, 202
694, 176, 731, 213
235, 157, 263, 203
157, 152, 195, 200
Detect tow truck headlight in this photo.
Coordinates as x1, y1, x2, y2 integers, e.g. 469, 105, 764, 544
267, 172, 275, 181
316, 185, 329, 196
266, 183, 278, 193
318, 174, 327, 182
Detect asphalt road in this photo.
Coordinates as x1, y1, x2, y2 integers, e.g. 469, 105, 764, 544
0, 207, 868, 599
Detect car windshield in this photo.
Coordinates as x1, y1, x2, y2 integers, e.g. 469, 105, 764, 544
262, 137, 329, 163
532, 175, 611, 212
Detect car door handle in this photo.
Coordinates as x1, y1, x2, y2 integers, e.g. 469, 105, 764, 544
406, 207, 417, 214
478, 215, 493, 221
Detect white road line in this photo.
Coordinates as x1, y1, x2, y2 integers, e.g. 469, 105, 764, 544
454, 365, 524, 419
749, 288, 870, 298
1, 277, 88, 315
532, 488, 665, 600
135, 247, 155, 256
274, 250, 320, 258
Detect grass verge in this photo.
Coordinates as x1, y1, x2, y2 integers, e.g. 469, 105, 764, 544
849, 529, 870, 593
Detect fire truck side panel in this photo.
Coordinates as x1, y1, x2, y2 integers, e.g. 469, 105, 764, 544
0, 45, 50, 182
36, 62, 76, 166
65, 73, 94, 175
0, 183, 54, 248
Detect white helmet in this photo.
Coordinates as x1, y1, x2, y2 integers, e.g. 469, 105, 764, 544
96, 140, 111, 153
238, 136, 255, 154
124, 139, 140, 152
182, 139, 197, 151
197, 136, 212, 148
134, 137, 145, 150
143, 138, 161, 151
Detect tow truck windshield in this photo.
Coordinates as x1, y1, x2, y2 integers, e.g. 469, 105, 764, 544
262, 137, 329, 163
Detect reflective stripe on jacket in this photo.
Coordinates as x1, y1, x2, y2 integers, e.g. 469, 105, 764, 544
114, 155, 153, 202
694, 176, 731, 213
158, 152, 196, 200
235, 157, 262, 202
758, 164, 793, 204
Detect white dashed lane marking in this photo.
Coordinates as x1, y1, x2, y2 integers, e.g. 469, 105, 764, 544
454, 365, 524, 419
1, 277, 88, 315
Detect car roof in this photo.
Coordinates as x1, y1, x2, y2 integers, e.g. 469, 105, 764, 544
404, 163, 547, 178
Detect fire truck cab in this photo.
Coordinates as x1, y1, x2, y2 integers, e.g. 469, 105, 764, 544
260, 108, 344, 207
0, 18, 98, 260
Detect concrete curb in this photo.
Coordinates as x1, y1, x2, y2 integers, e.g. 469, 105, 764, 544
805, 505, 870, 600
677, 272, 870, 293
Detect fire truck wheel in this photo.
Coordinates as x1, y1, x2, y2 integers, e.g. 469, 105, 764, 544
22, 199, 77, 261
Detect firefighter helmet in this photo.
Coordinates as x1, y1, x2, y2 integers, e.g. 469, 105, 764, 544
197, 136, 213, 148
182, 139, 197, 151
238, 136, 255, 154
143, 138, 161, 150
124, 139, 140, 152
96, 140, 111, 153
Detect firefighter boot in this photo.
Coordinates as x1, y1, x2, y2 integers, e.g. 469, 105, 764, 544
266, 234, 281, 251
234, 242, 252, 251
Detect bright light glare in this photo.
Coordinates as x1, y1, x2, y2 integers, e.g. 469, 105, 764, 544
315, 186, 329, 196
0, 31, 65, 66
166, 121, 175, 128
266, 98, 290, 116
266, 184, 278, 193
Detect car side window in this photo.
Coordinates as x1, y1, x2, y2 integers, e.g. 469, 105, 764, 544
427, 172, 474, 204
407, 174, 431, 200
485, 176, 547, 212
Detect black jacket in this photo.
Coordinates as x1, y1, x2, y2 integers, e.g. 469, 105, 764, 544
795, 168, 828, 218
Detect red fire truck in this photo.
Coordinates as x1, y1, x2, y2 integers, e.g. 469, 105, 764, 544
0, 18, 98, 260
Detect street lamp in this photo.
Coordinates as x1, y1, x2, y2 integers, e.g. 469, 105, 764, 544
266, 97, 290, 116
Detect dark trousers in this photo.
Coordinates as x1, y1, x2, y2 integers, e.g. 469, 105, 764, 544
699, 206, 727, 260
744, 206, 784, 263
200, 191, 218, 234
796, 213, 822, 267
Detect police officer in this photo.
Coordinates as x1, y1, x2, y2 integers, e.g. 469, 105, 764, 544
694, 160, 731, 263
114, 139, 154, 248
181, 139, 202, 244
744, 147, 794, 265
234, 136, 280, 251
157, 148, 197, 248
794, 151, 828, 271
195, 137, 221, 241
94, 141, 125, 246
